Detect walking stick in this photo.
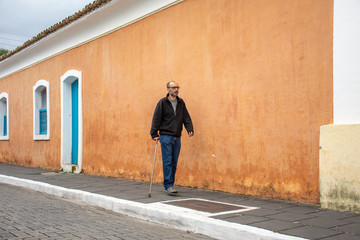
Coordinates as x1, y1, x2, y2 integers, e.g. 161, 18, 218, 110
148, 139, 158, 197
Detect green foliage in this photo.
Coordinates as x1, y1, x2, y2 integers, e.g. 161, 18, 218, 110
0, 48, 9, 56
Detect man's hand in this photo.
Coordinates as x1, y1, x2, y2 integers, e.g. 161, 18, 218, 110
188, 132, 194, 137
152, 137, 159, 141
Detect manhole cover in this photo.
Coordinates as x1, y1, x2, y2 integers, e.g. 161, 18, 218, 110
164, 199, 246, 213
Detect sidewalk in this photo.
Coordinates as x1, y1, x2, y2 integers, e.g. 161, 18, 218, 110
0, 163, 359, 240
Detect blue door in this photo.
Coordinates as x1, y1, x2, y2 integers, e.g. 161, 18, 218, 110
71, 80, 79, 165
3, 115, 6, 136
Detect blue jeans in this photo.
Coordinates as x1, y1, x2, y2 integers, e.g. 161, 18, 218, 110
160, 135, 181, 190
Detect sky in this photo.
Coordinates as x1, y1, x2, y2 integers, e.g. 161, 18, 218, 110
0, 0, 95, 51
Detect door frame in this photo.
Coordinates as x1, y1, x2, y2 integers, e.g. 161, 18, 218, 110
60, 70, 83, 173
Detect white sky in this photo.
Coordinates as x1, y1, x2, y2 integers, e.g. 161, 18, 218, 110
0, 0, 95, 50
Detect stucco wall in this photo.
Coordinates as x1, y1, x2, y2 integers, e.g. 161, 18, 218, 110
0, 0, 333, 203
0, 59, 61, 169
320, 125, 360, 213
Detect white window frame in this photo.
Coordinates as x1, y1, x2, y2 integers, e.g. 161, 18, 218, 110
33, 80, 50, 140
0, 92, 9, 140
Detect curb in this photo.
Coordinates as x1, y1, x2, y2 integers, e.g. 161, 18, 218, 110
0, 174, 307, 240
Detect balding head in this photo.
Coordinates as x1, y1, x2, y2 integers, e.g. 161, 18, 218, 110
167, 81, 177, 88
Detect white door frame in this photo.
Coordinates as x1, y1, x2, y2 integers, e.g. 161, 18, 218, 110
60, 70, 83, 173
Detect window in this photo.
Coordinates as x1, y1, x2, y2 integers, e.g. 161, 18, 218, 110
39, 108, 47, 134
33, 80, 50, 140
0, 92, 9, 140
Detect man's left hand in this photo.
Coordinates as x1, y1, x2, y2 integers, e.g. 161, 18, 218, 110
188, 132, 194, 137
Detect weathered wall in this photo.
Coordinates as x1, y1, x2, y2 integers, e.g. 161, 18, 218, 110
320, 124, 360, 213
0, 0, 333, 203
0, 58, 61, 169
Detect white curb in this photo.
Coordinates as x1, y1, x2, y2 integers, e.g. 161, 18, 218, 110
0, 174, 307, 240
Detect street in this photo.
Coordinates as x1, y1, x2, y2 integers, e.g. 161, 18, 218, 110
0, 183, 214, 239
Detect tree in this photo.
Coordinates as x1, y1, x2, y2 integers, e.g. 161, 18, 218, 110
0, 48, 9, 56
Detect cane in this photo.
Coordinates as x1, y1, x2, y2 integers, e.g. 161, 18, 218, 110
148, 139, 159, 197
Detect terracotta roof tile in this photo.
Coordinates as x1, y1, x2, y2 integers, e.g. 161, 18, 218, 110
0, 0, 113, 62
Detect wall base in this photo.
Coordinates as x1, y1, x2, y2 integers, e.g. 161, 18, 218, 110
62, 164, 80, 174
320, 124, 360, 213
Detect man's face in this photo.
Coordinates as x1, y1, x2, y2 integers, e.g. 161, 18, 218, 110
168, 82, 180, 97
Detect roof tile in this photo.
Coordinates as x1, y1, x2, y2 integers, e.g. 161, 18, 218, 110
0, 0, 113, 62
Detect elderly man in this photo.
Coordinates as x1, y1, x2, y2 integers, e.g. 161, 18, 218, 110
150, 81, 194, 194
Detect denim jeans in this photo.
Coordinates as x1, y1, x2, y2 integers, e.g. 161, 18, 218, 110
159, 135, 181, 190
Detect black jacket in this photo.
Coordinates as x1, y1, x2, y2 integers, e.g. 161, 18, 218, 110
150, 94, 193, 138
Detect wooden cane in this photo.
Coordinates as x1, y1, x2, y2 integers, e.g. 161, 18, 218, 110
148, 139, 158, 197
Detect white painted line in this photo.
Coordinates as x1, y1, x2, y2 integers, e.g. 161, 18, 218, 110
0, 174, 307, 240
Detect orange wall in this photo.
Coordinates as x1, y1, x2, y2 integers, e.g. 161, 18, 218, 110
0, 0, 333, 203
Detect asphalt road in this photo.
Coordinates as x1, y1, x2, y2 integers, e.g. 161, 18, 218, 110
0, 183, 214, 239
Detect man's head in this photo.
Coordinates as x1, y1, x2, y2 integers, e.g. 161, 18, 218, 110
167, 81, 180, 98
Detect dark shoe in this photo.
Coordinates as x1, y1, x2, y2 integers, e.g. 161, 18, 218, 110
165, 187, 178, 194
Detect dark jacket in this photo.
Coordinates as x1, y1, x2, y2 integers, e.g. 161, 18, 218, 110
150, 94, 193, 138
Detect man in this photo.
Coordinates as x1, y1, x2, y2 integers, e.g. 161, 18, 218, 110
150, 81, 194, 194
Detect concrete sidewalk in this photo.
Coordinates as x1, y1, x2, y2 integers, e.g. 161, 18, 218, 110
0, 163, 359, 240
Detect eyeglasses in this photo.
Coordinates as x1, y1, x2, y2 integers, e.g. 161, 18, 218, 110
168, 86, 180, 90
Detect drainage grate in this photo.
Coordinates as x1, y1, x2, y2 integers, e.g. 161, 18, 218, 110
163, 199, 246, 213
